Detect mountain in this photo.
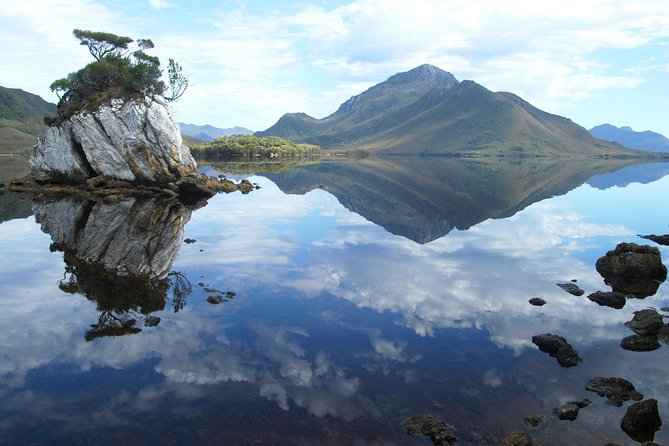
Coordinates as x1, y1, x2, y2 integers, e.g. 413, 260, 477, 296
257, 64, 639, 157
0, 86, 57, 153
262, 156, 644, 243
179, 123, 253, 142
589, 124, 669, 153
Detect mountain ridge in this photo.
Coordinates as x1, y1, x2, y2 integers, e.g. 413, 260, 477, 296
257, 65, 642, 157
589, 124, 669, 153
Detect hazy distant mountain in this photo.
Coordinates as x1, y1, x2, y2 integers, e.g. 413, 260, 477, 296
0, 86, 57, 153
589, 124, 669, 153
263, 156, 644, 243
179, 123, 253, 141
257, 64, 638, 156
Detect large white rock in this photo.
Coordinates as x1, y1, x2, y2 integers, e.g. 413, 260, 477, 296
30, 96, 196, 184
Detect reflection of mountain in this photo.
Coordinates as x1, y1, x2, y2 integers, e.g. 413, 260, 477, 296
264, 157, 646, 243
586, 162, 669, 190
33, 195, 194, 339
0, 190, 33, 224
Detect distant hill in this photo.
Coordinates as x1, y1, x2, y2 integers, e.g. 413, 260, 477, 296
179, 123, 253, 142
589, 124, 669, 153
257, 64, 640, 157
0, 86, 57, 153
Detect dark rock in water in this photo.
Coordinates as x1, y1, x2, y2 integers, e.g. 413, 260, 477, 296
207, 295, 224, 304
184, 238, 197, 244
144, 316, 161, 327
587, 291, 627, 309
556, 282, 584, 296
657, 325, 669, 345
639, 234, 669, 246
529, 297, 546, 306
585, 377, 643, 406
532, 333, 582, 367
523, 416, 544, 427
620, 335, 661, 352
595, 242, 667, 298
624, 309, 665, 337
499, 431, 533, 446
553, 399, 591, 421
620, 399, 662, 443
402, 415, 457, 446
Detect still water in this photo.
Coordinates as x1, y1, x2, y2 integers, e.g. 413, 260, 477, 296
0, 157, 668, 445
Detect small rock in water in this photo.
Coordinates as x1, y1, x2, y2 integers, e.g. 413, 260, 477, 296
523, 416, 544, 427
620, 335, 661, 352
184, 238, 197, 244
532, 333, 582, 368
587, 291, 627, 309
553, 399, 591, 421
556, 282, 585, 296
528, 297, 546, 306
585, 377, 643, 406
620, 399, 662, 443
499, 431, 533, 446
207, 295, 224, 304
402, 414, 457, 446
624, 309, 664, 337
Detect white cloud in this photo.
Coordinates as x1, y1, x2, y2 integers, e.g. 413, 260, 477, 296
148, 0, 172, 9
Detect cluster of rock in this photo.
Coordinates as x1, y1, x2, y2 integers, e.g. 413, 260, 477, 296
5, 95, 254, 201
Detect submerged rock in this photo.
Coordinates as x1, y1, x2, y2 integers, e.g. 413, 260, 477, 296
553, 399, 591, 421
620, 399, 662, 443
528, 297, 546, 306
531, 333, 582, 367
556, 282, 585, 296
499, 431, 532, 446
402, 415, 457, 446
624, 309, 665, 337
587, 291, 627, 309
639, 234, 669, 246
595, 242, 667, 297
523, 416, 544, 428
585, 377, 643, 406
620, 335, 661, 352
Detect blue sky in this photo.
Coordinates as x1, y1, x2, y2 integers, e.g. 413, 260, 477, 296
1, 0, 668, 135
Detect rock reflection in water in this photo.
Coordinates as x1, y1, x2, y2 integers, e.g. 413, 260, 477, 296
33, 194, 194, 339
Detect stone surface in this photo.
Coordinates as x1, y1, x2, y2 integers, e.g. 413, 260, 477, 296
587, 291, 627, 309
639, 234, 669, 246
499, 431, 532, 446
585, 377, 643, 406
624, 309, 665, 337
402, 415, 457, 446
553, 399, 591, 421
657, 325, 669, 345
595, 242, 667, 297
620, 399, 662, 443
528, 297, 546, 306
556, 282, 585, 296
31, 96, 196, 184
620, 335, 661, 352
523, 416, 544, 428
532, 333, 582, 367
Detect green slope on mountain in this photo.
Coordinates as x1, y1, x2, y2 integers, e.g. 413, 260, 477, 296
257, 65, 642, 157
0, 86, 57, 153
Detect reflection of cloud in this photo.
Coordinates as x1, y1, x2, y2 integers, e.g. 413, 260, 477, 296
483, 369, 503, 388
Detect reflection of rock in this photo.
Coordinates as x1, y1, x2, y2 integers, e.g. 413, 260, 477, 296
553, 399, 591, 421
620, 335, 661, 352
658, 325, 669, 345
402, 415, 457, 446
531, 333, 582, 368
595, 243, 667, 298
556, 282, 584, 296
639, 234, 669, 246
528, 298, 546, 306
624, 309, 665, 337
585, 377, 643, 406
586, 291, 627, 309
34, 194, 195, 339
499, 432, 533, 446
620, 399, 662, 443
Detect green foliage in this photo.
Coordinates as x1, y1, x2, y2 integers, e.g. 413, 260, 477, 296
49, 29, 188, 125
190, 135, 322, 159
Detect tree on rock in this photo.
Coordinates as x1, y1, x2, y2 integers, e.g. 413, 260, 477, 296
48, 29, 188, 125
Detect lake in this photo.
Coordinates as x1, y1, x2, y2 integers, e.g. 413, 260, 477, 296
0, 156, 668, 445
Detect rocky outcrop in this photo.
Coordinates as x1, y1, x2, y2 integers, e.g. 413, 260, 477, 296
30, 96, 195, 184
595, 243, 667, 297
402, 415, 457, 446
587, 291, 627, 309
620, 399, 662, 442
585, 377, 643, 406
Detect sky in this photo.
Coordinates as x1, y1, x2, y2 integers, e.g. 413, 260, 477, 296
1, 0, 668, 135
